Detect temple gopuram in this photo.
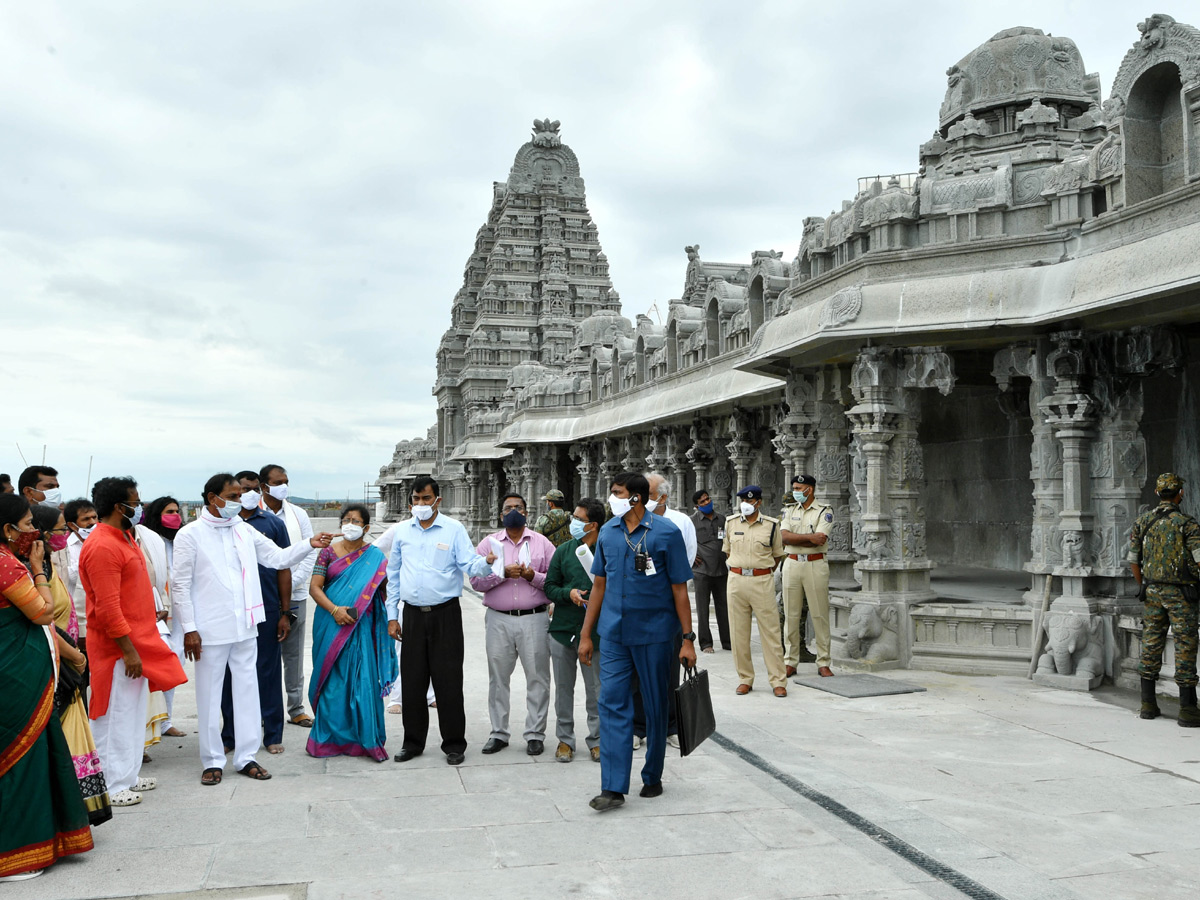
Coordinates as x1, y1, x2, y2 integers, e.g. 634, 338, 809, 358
379, 17, 1200, 691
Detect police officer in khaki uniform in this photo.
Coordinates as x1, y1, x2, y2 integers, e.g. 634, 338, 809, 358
781, 474, 834, 677
722, 485, 787, 697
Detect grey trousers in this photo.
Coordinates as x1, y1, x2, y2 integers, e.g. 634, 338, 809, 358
549, 637, 600, 751
485, 608, 551, 743
281, 595, 308, 719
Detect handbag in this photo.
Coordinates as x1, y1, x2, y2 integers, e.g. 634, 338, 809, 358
672, 665, 716, 756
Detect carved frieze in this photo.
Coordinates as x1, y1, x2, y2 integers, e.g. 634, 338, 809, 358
819, 286, 864, 330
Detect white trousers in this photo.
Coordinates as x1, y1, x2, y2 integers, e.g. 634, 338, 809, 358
91, 659, 149, 794
162, 617, 187, 730
387, 640, 435, 707
195, 637, 260, 771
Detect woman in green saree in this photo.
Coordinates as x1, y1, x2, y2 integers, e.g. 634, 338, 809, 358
0, 494, 93, 881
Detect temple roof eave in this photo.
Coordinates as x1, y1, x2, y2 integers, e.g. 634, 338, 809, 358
738, 215, 1200, 376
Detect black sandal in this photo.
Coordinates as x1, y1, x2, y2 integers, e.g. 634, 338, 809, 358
200, 767, 223, 786
238, 761, 272, 780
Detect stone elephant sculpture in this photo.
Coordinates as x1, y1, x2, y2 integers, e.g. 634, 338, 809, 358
844, 603, 900, 663
1037, 613, 1103, 680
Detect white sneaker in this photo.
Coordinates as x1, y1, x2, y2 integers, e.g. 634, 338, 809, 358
110, 789, 142, 806
632, 736, 644, 750
134, 776, 157, 792
667, 734, 680, 749
0, 870, 44, 882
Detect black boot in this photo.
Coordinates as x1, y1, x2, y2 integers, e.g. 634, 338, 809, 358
1140, 678, 1161, 719
1179, 684, 1200, 728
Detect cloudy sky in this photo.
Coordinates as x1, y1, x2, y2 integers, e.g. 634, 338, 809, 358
3, 1, 1142, 502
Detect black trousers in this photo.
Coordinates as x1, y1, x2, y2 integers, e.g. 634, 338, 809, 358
633, 630, 682, 738
401, 599, 466, 756
694, 572, 731, 650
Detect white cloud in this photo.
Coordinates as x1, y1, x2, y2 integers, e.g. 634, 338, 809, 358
2, 0, 1145, 499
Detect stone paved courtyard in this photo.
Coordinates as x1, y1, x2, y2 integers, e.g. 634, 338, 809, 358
18, 587, 1200, 900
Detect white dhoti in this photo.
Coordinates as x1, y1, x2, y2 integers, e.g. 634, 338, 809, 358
91, 658, 150, 794
194, 637, 260, 771
162, 616, 187, 731
387, 640, 435, 708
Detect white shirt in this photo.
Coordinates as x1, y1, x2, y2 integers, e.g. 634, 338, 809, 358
267, 500, 317, 604
170, 518, 316, 646
373, 523, 399, 558
66, 532, 87, 631
663, 507, 698, 571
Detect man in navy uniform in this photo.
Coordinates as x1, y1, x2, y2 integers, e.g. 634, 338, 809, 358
578, 471, 696, 812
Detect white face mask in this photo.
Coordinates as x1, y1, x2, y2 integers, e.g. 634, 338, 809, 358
267, 483, 289, 501
608, 494, 633, 518
740, 501, 757, 517
240, 490, 262, 511
77, 525, 96, 540
341, 523, 364, 541
217, 497, 241, 520
411, 502, 436, 522
646, 498, 659, 513
39, 487, 63, 508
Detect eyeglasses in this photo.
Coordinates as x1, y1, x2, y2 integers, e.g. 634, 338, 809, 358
502, 505, 526, 513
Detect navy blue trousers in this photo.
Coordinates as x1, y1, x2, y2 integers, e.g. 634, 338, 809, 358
221, 607, 285, 748
598, 636, 673, 795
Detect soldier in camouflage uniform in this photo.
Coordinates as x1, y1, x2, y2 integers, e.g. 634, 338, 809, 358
534, 490, 573, 548
1127, 472, 1200, 725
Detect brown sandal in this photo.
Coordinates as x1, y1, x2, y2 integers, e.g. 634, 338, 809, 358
238, 761, 272, 780
200, 768, 223, 786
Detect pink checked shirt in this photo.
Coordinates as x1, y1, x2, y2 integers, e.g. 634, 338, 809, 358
470, 528, 556, 611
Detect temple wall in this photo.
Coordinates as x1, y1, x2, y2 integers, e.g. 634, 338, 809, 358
921, 384, 1033, 571
1142, 332, 1200, 510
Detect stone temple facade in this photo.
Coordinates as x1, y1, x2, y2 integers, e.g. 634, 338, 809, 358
379, 17, 1200, 691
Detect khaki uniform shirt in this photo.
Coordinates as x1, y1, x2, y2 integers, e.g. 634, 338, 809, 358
781, 502, 834, 557
722, 514, 785, 570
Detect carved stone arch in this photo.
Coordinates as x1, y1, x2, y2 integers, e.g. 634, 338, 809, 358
1124, 62, 1187, 202
747, 274, 766, 339
705, 296, 720, 359
666, 320, 679, 374
610, 345, 621, 392
590, 356, 600, 400
635, 334, 647, 386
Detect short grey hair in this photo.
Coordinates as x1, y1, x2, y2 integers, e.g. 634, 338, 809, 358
647, 472, 669, 497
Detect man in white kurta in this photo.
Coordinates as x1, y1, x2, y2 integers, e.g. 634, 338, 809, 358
171, 475, 331, 782
259, 465, 319, 726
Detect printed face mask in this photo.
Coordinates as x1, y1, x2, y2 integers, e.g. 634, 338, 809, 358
77, 525, 96, 540
739, 501, 756, 517
608, 494, 632, 518
341, 523, 365, 542
8, 528, 40, 557
48, 533, 69, 552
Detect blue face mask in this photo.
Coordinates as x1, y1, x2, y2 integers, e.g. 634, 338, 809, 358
793, 491, 807, 504
569, 519, 588, 541
502, 509, 527, 530
698, 502, 714, 515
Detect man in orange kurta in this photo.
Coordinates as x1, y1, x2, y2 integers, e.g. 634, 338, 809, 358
80, 477, 186, 805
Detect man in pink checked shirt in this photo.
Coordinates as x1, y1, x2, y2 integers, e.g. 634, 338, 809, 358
470, 492, 556, 757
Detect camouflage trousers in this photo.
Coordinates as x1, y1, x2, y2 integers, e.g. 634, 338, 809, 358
1139, 584, 1199, 686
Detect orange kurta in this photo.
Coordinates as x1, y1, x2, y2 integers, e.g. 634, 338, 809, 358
79, 524, 186, 719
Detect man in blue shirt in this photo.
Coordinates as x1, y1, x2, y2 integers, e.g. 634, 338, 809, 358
578, 471, 696, 811
220, 470, 293, 755
386, 476, 495, 765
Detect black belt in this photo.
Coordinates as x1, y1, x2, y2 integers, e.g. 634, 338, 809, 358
493, 604, 549, 616
406, 598, 459, 614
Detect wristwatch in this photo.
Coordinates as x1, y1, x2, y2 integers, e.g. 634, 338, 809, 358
682, 631, 696, 642
283, 610, 298, 624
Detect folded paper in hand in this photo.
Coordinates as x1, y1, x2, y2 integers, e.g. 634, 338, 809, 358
488, 537, 505, 579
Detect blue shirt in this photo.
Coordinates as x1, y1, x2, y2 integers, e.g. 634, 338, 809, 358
241, 508, 291, 614
385, 513, 490, 620
591, 510, 690, 646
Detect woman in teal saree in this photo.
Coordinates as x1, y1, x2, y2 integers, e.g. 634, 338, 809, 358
307, 505, 398, 762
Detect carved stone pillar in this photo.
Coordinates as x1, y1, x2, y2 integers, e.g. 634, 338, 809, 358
726, 410, 755, 507
644, 426, 667, 474
846, 346, 953, 612
620, 434, 645, 473
465, 463, 480, 529
814, 366, 855, 586
570, 442, 592, 504
771, 369, 818, 490
601, 438, 622, 495
664, 427, 690, 503
687, 420, 715, 502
